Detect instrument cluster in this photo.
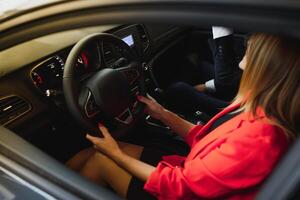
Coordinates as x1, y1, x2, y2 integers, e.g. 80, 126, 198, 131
30, 24, 147, 96
31, 43, 101, 94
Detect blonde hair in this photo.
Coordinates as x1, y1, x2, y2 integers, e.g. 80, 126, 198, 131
234, 33, 300, 137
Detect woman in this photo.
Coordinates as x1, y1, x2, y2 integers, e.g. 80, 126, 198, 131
67, 33, 299, 199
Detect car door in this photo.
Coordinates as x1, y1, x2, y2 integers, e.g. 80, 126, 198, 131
0, 126, 122, 200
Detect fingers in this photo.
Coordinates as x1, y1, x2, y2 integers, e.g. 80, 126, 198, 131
86, 135, 105, 152
98, 123, 111, 138
86, 134, 102, 144
93, 144, 101, 151
86, 124, 112, 141
146, 94, 157, 102
137, 95, 156, 106
86, 124, 111, 143
136, 95, 149, 104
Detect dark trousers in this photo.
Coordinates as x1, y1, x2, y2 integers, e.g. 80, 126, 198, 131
164, 35, 243, 117
211, 35, 243, 101
165, 82, 229, 117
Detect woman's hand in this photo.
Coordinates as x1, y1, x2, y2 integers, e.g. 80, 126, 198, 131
194, 84, 206, 92
137, 95, 166, 121
86, 123, 156, 182
138, 95, 195, 138
86, 124, 122, 158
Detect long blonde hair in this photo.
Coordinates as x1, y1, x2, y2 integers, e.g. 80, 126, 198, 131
234, 33, 300, 137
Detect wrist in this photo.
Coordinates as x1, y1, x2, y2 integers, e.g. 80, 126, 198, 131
160, 108, 171, 123
110, 148, 124, 161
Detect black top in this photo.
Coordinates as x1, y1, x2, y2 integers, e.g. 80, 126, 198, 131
207, 110, 241, 133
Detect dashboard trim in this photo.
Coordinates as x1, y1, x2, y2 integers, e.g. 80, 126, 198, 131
0, 95, 32, 126
29, 56, 55, 94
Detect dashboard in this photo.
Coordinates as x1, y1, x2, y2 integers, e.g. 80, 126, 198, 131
0, 23, 185, 139
30, 26, 147, 96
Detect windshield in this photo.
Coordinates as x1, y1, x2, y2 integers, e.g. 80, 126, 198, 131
0, 0, 63, 20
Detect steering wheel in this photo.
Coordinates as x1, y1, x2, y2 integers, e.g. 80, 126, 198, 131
63, 33, 146, 137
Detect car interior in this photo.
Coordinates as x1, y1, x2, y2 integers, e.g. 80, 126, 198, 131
0, 23, 246, 163
1, 18, 299, 199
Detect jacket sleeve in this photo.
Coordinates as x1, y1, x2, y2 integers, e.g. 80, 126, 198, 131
184, 124, 203, 147
144, 125, 286, 199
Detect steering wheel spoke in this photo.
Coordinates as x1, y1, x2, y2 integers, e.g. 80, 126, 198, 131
78, 89, 100, 119
115, 107, 134, 125
116, 64, 140, 86
84, 90, 100, 118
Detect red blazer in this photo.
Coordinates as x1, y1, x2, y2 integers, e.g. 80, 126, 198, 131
144, 104, 289, 200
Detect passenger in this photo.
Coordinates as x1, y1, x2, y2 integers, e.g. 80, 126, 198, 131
165, 27, 243, 117
67, 33, 299, 200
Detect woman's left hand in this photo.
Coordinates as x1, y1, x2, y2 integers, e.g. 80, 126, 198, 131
87, 124, 156, 183
86, 124, 122, 158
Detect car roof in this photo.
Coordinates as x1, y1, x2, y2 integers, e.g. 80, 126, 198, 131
1, 0, 300, 50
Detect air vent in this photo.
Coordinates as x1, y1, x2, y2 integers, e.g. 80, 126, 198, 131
137, 25, 150, 52
102, 43, 115, 66
0, 95, 31, 125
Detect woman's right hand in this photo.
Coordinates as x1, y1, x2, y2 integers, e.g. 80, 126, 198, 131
137, 95, 166, 121
137, 95, 195, 138
194, 84, 206, 92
